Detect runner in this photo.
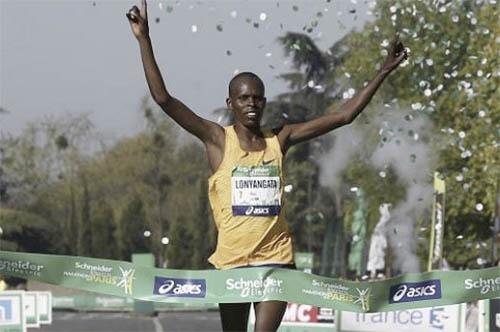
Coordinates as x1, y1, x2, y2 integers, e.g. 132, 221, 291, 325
126, 1, 407, 331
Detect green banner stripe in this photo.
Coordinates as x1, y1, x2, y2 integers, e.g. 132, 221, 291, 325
1, 251, 499, 313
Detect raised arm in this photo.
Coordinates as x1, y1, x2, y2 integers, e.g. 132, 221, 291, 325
277, 35, 408, 152
126, 0, 223, 147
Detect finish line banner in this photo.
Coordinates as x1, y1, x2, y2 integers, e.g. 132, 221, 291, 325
0, 251, 499, 313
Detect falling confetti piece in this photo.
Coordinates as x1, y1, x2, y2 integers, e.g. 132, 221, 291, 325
459, 131, 466, 139
191, 25, 198, 33
478, 110, 486, 117
476, 203, 483, 211
424, 89, 432, 97
456, 174, 463, 182
216, 24, 223, 32
155, 17, 160, 23
284, 184, 293, 192
379, 171, 386, 178
411, 102, 422, 110
259, 12, 267, 21
350, 187, 359, 192
230, 10, 237, 18
456, 235, 463, 239
226, 50, 232, 56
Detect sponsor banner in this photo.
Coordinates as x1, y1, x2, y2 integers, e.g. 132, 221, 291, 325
37, 292, 52, 324
62, 261, 135, 296
1, 251, 500, 313
23, 292, 39, 328
153, 277, 206, 298
490, 298, 500, 332
0, 291, 26, 332
389, 280, 442, 304
340, 304, 461, 332
249, 303, 335, 332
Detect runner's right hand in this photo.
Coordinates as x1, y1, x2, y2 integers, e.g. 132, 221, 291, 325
126, 0, 149, 39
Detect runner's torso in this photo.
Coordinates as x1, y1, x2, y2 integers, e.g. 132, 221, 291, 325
208, 126, 294, 269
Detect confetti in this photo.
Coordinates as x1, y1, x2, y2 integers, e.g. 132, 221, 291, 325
216, 24, 223, 32
284, 184, 293, 192
379, 171, 386, 178
411, 102, 422, 110
475, 203, 483, 211
226, 50, 232, 56
259, 12, 267, 21
191, 25, 198, 33
230, 10, 237, 18
424, 89, 432, 97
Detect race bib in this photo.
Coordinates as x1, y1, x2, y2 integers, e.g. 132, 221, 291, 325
231, 165, 281, 216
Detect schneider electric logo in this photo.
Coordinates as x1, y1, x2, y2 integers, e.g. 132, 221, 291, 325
0, 259, 44, 276
464, 277, 500, 295
226, 277, 283, 298
389, 280, 442, 303
153, 277, 206, 298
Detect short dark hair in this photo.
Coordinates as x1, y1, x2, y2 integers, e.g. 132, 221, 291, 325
228, 72, 265, 97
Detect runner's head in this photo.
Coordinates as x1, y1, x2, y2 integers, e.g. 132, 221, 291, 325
226, 72, 266, 128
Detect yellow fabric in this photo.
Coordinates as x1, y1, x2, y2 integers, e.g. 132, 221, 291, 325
208, 126, 294, 269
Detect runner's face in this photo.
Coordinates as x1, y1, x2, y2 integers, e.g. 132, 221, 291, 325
227, 78, 266, 128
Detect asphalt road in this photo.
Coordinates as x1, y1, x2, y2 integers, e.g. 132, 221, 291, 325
39, 311, 223, 332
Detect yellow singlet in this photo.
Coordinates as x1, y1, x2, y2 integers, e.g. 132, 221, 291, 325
208, 126, 294, 269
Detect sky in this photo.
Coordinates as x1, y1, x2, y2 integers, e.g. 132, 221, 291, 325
1, 0, 373, 139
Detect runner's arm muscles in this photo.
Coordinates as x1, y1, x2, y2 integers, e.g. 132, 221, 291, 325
137, 35, 223, 145
277, 35, 407, 152
278, 69, 391, 150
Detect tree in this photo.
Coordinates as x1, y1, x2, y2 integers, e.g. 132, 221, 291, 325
321, 0, 499, 269
90, 201, 117, 259
118, 195, 148, 260
77, 173, 92, 256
